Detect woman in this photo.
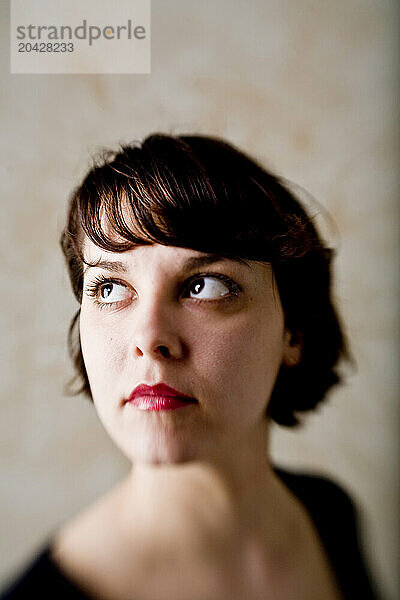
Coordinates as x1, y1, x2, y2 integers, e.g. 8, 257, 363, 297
1, 134, 378, 599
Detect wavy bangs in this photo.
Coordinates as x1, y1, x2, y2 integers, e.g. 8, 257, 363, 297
67, 135, 318, 267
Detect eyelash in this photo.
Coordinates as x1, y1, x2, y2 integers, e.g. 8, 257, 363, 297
84, 272, 242, 311
183, 273, 242, 302
84, 274, 130, 311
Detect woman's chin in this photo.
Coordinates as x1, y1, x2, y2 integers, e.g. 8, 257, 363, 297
117, 432, 201, 466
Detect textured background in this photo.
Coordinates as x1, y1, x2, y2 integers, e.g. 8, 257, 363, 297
0, 1, 398, 598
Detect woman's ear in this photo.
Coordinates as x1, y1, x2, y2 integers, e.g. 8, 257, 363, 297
282, 330, 302, 367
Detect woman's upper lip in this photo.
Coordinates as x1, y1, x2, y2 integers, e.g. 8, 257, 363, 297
127, 383, 197, 403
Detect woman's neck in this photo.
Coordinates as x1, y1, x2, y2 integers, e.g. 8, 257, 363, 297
115, 423, 289, 555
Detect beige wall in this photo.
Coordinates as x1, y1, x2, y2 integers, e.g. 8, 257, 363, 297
0, 1, 398, 598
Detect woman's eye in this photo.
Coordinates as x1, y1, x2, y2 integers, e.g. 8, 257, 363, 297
185, 276, 231, 300
85, 277, 133, 308
98, 282, 129, 303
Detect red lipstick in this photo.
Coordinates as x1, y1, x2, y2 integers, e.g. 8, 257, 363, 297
126, 383, 197, 411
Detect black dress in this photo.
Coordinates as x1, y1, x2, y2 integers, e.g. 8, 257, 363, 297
0, 469, 381, 600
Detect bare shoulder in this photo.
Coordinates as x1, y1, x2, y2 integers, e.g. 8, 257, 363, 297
53, 482, 120, 552
51, 484, 131, 600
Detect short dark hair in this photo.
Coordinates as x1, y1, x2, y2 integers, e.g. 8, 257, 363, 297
60, 133, 349, 427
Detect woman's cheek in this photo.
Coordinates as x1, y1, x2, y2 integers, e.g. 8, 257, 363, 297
81, 317, 126, 394
201, 317, 284, 394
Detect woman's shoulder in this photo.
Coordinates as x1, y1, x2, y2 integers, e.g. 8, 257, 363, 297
0, 502, 117, 600
0, 487, 123, 600
274, 467, 381, 600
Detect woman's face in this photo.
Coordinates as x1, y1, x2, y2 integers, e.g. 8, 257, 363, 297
80, 240, 297, 464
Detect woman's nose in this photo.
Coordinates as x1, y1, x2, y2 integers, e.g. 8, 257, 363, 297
132, 297, 184, 361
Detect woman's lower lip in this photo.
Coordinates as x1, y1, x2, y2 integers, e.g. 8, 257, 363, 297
127, 395, 197, 411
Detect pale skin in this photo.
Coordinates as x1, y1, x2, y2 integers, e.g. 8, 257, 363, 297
52, 241, 343, 600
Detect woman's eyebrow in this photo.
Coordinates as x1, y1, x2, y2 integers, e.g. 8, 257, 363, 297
83, 254, 251, 275
183, 254, 251, 271
83, 259, 129, 274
